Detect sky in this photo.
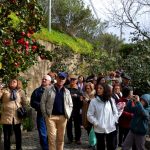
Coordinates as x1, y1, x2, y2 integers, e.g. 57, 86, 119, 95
83, 0, 136, 42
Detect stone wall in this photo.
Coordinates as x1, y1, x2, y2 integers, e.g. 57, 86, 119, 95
21, 40, 80, 101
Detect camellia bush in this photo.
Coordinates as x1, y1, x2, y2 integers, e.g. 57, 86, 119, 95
0, 0, 52, 80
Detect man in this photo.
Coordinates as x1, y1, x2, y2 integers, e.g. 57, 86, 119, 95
66, 74, 83, 144
121, 74, 131, 89
30, 75, 51, 150
40, 72, 73, 150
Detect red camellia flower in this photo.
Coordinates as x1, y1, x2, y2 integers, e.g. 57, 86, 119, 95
25, 41, 29, 46
21, 32, 26, 36
3, 39, 11, 46
9, 0, 16, 3
32, 45, 37, 51
17, 38, 25, 45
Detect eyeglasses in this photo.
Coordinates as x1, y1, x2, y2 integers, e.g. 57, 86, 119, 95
70, 78, 77, 81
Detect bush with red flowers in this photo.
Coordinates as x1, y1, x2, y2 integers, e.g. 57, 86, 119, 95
0, 0, 52, 80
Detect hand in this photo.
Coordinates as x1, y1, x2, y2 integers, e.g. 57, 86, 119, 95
72, 94, 77, 97
0, 84, 4, 90
80, 96, 84, 101
132, 95, 140, 102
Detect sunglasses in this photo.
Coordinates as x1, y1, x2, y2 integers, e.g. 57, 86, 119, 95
58, 76, 65, 80
70, 78, 77, 81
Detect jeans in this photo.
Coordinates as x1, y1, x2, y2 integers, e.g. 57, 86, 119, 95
37, 115, 49, 150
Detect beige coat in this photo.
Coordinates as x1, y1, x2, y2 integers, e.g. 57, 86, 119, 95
0, 88, 26, 124
82, 91, 95, 128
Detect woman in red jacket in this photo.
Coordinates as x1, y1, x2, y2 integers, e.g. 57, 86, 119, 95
118, 86, 135, 150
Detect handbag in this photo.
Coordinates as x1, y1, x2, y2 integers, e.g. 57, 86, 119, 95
15, 101, 27, 119
88, 127, 97, 146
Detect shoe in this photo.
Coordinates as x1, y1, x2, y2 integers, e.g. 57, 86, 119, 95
76, 140, 81, 145
88, 145, 96, 150
91, 145, 96, 150
66, 140, 73, 144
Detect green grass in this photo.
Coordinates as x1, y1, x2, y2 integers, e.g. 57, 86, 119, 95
6, 12, 94, 54
33, 28, 93, 54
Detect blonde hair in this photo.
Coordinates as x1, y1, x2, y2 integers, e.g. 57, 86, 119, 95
85, 82, 95, 91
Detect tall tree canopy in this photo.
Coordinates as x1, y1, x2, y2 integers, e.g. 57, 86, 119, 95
38, 0, 106, 41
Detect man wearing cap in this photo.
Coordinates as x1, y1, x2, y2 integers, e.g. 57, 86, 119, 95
121, 74, 131, 89
66, 74, 83, 145
40, 72, 73, 150
30, 75, 52, 150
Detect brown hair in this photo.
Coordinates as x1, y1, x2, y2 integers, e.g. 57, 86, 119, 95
96, 83, 112, 101
9, 78, 23, 89
112, 83, 122, 92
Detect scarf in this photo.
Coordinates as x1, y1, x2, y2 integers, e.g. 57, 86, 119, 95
10, 89, 17, 101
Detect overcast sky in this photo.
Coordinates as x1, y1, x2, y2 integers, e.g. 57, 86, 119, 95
83, 0, 136, 42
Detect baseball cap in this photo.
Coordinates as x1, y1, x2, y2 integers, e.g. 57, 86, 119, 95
42, 75, 51, 81
69, 74, 77, 79
58, 72, 67, 78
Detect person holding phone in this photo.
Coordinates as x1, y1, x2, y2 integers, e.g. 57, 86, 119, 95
122, 94, 150, 150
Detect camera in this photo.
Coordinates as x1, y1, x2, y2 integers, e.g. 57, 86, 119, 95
132, 95, 136, 101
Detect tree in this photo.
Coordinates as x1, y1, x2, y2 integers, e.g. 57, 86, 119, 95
96, 33, 123, 56
120, 40, 150, 95
107, 0, 150, 40
38, 0, 106, 41
0, 0, 52, 80
104, 0, 150, 94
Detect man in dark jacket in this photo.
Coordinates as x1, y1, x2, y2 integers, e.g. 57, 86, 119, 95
30, 75, 51, 150
66, 74, 83, 144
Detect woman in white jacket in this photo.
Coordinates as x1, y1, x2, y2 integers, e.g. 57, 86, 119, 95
87, 83, 119, 150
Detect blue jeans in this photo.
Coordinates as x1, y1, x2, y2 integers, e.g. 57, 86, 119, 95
37, 115, 49, 150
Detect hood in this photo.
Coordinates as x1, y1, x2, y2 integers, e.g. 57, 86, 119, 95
140, 94, 150, 107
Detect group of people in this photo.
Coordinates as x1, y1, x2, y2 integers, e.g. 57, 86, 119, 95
0, 70, 150, 150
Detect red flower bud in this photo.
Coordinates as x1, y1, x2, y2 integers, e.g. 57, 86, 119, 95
21, 32, 26, 36
27, 32, 31, 38
32, 45, 37, 52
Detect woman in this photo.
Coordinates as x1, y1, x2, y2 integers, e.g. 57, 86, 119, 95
0, 77, 26, 150
112, 84, 122, 104
82, 82, 95, 134
77, 75, 85, 92
87, 83, 119, 150
82, 82, 96, 149
118, 87, 136, 150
